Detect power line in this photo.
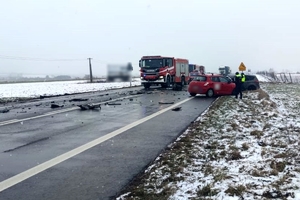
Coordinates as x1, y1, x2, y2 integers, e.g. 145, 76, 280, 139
92, 60, 109, 64
0, 55, 85, 61
0, 55, 138, 66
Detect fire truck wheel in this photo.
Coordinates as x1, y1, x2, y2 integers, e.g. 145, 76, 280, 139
167, 76, 171, 87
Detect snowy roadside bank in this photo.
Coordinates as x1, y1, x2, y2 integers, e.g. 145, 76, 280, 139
0, 80, 142, 103
117, 82, 300, 200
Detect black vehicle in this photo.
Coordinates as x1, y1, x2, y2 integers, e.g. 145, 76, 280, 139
227, 74, 260, 91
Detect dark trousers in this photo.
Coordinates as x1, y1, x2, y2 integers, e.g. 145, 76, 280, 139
235, 86, 242, 99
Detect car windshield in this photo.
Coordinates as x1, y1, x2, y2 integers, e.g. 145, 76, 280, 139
193, 76, 207, 81
140, 59, 163, 68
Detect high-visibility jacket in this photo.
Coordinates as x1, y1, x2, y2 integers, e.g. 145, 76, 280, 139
235, 74, 241, 80
235, 74, 242, 86
241, 75, 246, 82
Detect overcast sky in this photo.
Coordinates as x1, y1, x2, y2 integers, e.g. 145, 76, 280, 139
1, 0, 299, 77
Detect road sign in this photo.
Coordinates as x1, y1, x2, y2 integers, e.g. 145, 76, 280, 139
239, 62, 246, 71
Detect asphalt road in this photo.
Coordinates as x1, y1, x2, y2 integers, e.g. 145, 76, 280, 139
0, 86, 216, 200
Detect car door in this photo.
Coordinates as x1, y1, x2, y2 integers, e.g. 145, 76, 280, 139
211, 76, 222, 94
219, 76, 232, 95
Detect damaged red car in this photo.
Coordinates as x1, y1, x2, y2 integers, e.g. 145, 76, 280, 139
188, 74, 236, 97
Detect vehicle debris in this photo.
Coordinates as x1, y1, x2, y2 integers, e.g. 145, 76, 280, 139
172, 107, 182, 111
51, 104, 64, 108
158, 101, 174, 104
69, 98, 89, 102
0, 108, 10, 113
106, 103, 122, 106
78, 104, 101, 110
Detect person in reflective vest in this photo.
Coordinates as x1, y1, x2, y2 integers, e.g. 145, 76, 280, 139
234, 72, 243, 99
241, 72, 246, 82
241, 72, 246, 91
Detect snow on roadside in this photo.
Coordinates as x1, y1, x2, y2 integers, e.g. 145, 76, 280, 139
117, 83, 300, 200
0, 80, 141, 98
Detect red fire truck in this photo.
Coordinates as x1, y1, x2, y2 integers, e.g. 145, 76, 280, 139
139, 55, 190, 89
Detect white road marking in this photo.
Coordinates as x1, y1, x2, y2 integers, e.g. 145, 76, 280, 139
0, 97, 193, 192
0, 94, 143, 127
0, 119, 19, 126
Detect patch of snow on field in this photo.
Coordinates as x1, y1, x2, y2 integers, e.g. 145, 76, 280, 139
255, 74, 272, 82
0, 79, 141, 98
117, 83, 300, 200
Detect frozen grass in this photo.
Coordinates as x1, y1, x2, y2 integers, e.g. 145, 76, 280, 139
117, 83, 300, 200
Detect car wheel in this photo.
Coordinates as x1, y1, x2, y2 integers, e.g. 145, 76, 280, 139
206, 89, 214, 97
248, 85, 256, 90
190, 93, 196, 96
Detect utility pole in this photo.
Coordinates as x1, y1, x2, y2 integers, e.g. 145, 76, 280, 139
87, 58, 93, 83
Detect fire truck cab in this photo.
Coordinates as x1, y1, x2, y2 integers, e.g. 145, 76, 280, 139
139, 55, 189, 90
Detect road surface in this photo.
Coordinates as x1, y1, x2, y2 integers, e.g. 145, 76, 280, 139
0, 86, 216, 200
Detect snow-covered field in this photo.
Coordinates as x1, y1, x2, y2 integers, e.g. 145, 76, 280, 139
0, 79, 142, 98
117, 82, 300, 199
257, 73, 300, 83
276, 74, 300, 83
255, 74, 271, 82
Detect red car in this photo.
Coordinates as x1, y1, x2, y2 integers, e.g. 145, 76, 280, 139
188, 74, 236, 97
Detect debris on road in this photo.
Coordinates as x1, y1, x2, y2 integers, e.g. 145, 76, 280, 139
69, 98, 89, 102
51, 104, 64, 108
171, 107, 182, 111
0, 108, 10, 113
78, 104, 101, 110
106, 103, 122, 106
78, 104, 89, 110
158, 101, 174, 104
129, 90, 144, 95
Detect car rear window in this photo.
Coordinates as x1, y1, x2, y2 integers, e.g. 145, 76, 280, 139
246, 75, 256, 81
193, 76, 207, 81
